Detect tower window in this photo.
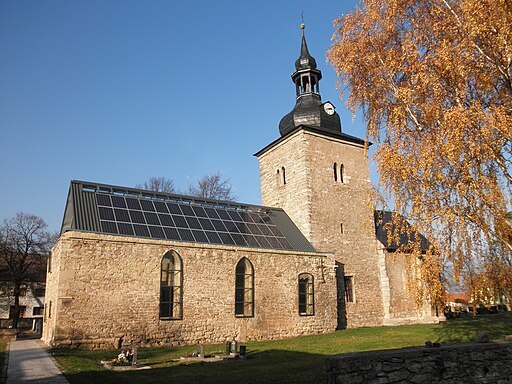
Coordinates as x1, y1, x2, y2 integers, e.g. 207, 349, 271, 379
340, 223, 344, 234
160, 250, 183, 319
235, 257, 254, 317
344, 276, 354, 303
277, 167, 286, 186
334, 163, 345, 183
298, 273, 314, 316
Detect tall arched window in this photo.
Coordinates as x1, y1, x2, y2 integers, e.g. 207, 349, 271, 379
298, 273, 314, 316
281, 167, 286, 185
235, 257, 254, 317
334, 163, 345, 183
160, 250, 183, 319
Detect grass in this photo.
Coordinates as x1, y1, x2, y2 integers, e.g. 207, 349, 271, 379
51, 312, 512, 384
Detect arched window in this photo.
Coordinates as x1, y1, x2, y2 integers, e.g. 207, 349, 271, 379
298, 273, 314, 316
235, 257, 254, 317
334, 163, 345, 183
281, 167, 286, 185
160, 250, 183, 319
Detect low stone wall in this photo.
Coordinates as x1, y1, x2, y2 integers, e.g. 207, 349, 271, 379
0, 329, 18, 342
325, 340, 512, 384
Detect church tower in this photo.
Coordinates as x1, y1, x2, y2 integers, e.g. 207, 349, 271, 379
255, 25, 384, 328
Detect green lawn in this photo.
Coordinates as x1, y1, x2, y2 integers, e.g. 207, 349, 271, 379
51, 312, 512, 384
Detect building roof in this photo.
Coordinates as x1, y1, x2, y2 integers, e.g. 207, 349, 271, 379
61, 180, 317, 253
374, 210, 430, 252
446, 293, 469, 303
278, 25, 342, 137
254, 124, 368, 158
295, 25, 317, 71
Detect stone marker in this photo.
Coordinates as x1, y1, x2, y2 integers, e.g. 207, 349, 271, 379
132, 346, 138, 366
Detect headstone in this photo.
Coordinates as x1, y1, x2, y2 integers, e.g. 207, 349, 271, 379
131, 346, 138, 366
230, 339, 238, 355
197, 344, 204, 358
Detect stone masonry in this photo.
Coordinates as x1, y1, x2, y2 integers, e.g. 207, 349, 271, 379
42, 231, 338, 349
325, 340, 512, 384
258, 129, 385, 327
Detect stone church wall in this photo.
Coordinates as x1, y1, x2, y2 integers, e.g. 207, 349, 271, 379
42, 231, 338, 349
377, 246, 440, 325
259, 130, 384, 328
259, 131, 312, 239
306, 132, 384, 328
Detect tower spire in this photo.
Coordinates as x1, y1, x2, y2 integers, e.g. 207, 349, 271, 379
295, 22, 317, 71
278, 24, 341, 137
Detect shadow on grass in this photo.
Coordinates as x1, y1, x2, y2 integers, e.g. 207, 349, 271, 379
433, 312, 512, 344
54, 348, 327, 384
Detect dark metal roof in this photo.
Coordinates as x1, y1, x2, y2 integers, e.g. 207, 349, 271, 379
255, 125, 369, 158
279, 94, 342, 136
374, 210, 430, 252
295, 26, 317, 71
279, 24, 342, 137
61, 180, 317, 253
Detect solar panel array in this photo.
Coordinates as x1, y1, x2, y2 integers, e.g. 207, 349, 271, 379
94, 192, 294, 250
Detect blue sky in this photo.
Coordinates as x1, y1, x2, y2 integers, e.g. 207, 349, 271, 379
0, 0, 367, 233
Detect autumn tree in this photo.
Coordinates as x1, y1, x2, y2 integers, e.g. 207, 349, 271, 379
0, 213, 56, 328
188, 172, 236, 201
328, 0, 512, 302
135, 176, 176, 194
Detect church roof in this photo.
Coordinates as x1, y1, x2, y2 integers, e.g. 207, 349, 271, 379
61, 180, 317, 253
254, 124, 368, 158
278, 24, 342, 137
374, 210, 430, 252
295, 25, 317, 71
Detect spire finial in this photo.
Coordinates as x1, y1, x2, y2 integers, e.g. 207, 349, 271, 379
300, 11, 305, 30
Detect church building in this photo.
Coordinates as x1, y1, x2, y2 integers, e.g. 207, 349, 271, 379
42, 26, 440, 349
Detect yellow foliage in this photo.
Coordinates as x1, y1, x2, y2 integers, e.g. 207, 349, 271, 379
328, 0, 512, 303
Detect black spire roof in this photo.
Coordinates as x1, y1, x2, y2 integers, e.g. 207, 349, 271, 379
279, 24, 342, 137
295, 25, 317, 70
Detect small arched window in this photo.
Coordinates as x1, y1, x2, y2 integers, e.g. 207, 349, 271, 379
281, 167, 286, 185
333, 162, 338, 182
235, 257, 254, 317
340, 164, 344, 183
160, 250, 183, 319
298, 273, 314, 316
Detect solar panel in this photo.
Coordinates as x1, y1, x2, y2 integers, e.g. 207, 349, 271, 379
89, 189, 293, 250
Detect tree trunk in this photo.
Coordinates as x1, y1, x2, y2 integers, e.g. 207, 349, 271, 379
12, 285, 20, 329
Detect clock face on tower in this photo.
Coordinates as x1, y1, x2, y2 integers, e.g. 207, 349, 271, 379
323, 102, 335, 116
